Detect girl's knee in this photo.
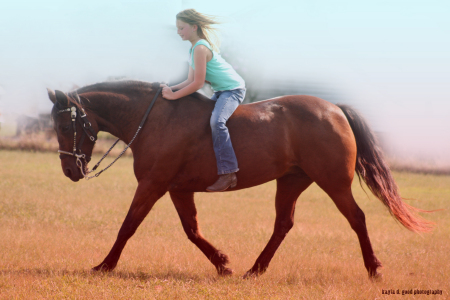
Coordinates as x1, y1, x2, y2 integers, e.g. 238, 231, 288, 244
210, 116, 225, 131
210, 119, 216, 131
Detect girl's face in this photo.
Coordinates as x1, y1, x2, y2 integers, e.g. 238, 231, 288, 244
176, 19, 197, 41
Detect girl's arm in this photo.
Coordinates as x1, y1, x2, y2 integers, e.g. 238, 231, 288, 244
170, 68, 194, 90
162, 45, 208, 100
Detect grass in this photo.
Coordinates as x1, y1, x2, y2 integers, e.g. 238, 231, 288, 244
0, 150, 449, 299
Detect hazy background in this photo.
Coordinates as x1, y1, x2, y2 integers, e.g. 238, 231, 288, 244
1, 0, 449, 168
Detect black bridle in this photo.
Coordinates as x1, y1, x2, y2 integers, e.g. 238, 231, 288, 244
56, 87, 162, 180
56, 91, 97, 169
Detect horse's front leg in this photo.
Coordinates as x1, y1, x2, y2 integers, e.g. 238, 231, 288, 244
92, 179, 166, 272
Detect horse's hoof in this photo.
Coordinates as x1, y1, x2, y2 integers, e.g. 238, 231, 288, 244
243, 270, 258, 279
218, 267, 233, 276
92, 263, 114, 272
369, 272, 383, 282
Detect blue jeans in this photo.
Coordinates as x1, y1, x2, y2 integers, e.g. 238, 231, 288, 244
210, 88, 246, 175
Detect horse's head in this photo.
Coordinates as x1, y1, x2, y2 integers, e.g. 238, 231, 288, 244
48, 88, 98, 182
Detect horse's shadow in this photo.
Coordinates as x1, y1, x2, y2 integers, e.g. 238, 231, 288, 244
1, 267, 215, 282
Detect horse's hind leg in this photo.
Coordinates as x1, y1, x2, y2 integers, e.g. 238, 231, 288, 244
324, 186, 382, 279
169, 191, 233, 275
244, 173, 312, 278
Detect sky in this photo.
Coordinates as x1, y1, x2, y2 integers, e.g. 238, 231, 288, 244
1, 0, 449, 165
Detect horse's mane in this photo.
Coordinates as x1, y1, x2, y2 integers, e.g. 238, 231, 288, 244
52, 80, 154, 110
76, 80, 155, 95
74, 80, 211, 102
53, 80, 212, 119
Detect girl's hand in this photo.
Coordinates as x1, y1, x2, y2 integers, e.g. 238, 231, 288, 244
160, 84, 176, 100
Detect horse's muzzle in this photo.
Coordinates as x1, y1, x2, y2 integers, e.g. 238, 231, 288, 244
61, 160, 83, 182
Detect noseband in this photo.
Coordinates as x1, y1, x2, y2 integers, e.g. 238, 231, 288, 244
56, 87, 162, 180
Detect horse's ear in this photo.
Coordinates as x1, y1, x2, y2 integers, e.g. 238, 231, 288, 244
47, 88, 56, 104
55, 90, 68, 106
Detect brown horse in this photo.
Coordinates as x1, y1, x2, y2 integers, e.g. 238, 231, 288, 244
47, 80, 432, 279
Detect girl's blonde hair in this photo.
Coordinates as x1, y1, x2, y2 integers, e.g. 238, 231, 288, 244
176, 9, 220, 52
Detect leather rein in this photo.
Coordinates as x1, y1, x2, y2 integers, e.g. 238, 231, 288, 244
56, 87, 162, 180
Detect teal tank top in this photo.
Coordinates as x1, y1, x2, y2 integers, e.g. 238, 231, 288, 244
189, 39, 245, 92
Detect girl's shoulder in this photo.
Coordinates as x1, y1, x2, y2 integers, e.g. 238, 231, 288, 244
189, 39, 214, 67
193, 39, 212, 51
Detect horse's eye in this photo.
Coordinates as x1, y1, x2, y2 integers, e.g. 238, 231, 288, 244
62, 125, 70, 132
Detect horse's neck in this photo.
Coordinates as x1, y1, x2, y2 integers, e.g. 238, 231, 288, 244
86, 92, 145, 143
86, 90, 212, 144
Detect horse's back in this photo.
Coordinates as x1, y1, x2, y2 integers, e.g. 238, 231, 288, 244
228, 95, 357, 188
231, 94, 354, 152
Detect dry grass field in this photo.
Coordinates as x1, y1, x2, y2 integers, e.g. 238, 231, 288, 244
1, 150, 449, 299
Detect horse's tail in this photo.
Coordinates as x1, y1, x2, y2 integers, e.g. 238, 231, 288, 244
337, 104, 433, 233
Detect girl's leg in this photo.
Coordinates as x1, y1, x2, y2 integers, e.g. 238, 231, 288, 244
207, 88, 245, 191
210, 89, 245, 174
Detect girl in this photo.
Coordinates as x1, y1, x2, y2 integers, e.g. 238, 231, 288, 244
161, 9, 246, 192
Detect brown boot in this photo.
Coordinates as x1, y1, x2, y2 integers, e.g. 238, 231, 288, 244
206, 173, 237, 192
